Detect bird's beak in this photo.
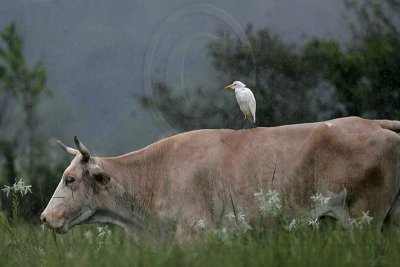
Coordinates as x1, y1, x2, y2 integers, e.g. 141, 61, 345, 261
225, 83, 234, 89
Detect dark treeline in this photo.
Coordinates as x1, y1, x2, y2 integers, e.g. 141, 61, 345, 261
143, 0, 400, 130
1, 0, 400, 221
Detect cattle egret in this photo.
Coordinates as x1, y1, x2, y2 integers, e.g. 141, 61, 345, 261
225, 81, 256, 128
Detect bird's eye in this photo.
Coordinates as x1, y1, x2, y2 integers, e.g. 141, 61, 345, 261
65, 177, 75, 186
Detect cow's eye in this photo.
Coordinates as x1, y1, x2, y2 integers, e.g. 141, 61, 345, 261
65, 177, 75, 186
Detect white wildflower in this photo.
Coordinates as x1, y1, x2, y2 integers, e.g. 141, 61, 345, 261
99, 231, 107, 237
2, 178, 32, 197
96, 225, 111, 251
97, 225, 111, 238
97, 241, 105, 252
289, 218, 296, 231
350, 211, 374, 230
237, 212, 252, 232
254, 189, 282, 217
225, 212, 236, 222
350, 218, 363, 230
224, 212, 252, 233
195, 219, 206, 230
84, 230, 93, 240
253, 191, 263, 197
266, 190, 280, 201
361, 211, 373, 225
310, 193, 322, 202
2, 185, 11, 197
310, 193, 330, 206
97, 227, 104, 236
14, 179, 32, 195
237, 212, 246, 223
240, 221, 252, 232
308, 217, 319, 229
217, 227, 232, 245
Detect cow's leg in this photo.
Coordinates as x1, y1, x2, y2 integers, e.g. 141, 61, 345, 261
382, 198, 400, 231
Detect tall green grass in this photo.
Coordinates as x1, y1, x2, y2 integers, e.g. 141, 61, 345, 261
1, 223, 400, 267
1, 182, 400, 266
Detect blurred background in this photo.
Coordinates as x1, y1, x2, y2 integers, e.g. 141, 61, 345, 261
0, 0, 399, 222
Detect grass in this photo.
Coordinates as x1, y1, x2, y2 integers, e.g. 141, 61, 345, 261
1, 222, 400, 267
1, 184, 400, 266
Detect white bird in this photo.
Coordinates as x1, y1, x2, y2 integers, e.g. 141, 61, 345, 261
225, 81, 256, 128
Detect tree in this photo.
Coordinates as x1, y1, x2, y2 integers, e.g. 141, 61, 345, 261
304, 0, 400, 118
0, 23, 63, 222
141, 0, 400, 128
142, 26, 341, 131
303, 40, 369, 116
344, 0, 399, 40
208, 26, 342, 126
0, 22, 48, 182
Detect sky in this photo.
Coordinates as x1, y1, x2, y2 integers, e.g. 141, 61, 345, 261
0, 0, 351, 155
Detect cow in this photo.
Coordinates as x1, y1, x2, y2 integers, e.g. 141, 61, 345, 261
40, 116, 400, 239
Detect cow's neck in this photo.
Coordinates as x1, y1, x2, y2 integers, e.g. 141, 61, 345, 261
101, 148, 163, 197
93, 147, 165, 233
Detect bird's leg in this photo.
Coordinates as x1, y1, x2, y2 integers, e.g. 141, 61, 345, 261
239, 117, 247, 130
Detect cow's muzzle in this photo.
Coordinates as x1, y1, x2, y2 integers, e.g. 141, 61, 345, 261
40, 211, 67, 233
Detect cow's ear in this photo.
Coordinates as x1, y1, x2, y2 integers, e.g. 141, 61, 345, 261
89, 166, 111, 186
93, 171, 110, 186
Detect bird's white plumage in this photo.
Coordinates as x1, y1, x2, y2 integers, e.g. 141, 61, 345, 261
226, 81, 256, 124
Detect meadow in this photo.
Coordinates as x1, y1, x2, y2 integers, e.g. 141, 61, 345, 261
1, 183, 400, 267
1, 220, 400, 267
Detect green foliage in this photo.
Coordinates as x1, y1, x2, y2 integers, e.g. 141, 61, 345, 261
344, 0, 400, 39
142, 0, 400, 130
304, 40, 369, 116
0, 21, 48, 146
0, 179, 33, 255
361, 36, 400, 118
303, 0, 400, 119
304, 34, 400, 118
0, 22, 47, 98
0, 140, 18, 184
0, 174, 396, 267
0, 22, 63, 223
143, 26, 340, 130
141, 82, 239, 130
209, 26, 333, 127
1, 224, 400, 267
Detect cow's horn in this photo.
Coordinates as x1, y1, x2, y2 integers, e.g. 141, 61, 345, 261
73, 136, 91, 161
57, 140, 78, 155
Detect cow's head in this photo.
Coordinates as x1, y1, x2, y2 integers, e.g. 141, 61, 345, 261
40, 136, 111, 233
